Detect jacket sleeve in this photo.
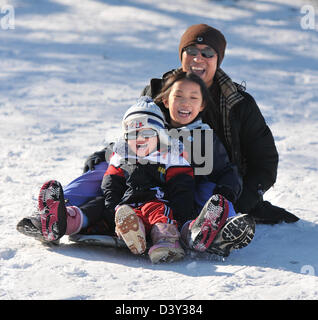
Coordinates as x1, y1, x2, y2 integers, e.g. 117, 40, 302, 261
234, 92, 279, 213
207, 132, 242, 204
140, 78, 163, 98
101, 165, 127, 214
165, 166, 195, 226
140, 70, 178, 98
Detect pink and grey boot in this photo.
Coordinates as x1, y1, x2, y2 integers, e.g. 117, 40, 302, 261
148, 223, 185, 264
38, 180, 84, 241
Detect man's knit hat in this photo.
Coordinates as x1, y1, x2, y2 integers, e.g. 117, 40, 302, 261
122, 96, 169, 145
178, 24, 227, 67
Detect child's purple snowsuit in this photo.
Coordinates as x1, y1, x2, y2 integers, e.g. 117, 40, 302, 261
63, 162, 108, 207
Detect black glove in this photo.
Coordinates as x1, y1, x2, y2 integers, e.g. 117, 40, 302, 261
83, 149, 106, 172
83, 143, 115, 173
248, 200, 300, 224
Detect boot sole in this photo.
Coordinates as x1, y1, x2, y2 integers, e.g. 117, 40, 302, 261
207, 214, 255, 257
190, 194, 229, 252
38, 180, 67, 241
149, 247, 185, 264
115, 205, 146, 255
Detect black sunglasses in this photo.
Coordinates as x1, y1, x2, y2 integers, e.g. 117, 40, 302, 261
125, 129, 158, 140
184, 45, 216, 58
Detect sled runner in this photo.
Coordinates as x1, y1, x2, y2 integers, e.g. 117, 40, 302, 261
68, 233, 127, 249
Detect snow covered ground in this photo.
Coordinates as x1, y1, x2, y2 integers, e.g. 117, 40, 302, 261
0, 0, 318, 301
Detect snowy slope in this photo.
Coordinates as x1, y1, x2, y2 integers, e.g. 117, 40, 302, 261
0, 0, 318, 300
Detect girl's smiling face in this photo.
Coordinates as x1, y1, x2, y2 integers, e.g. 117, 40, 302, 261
163, 79, 204, 128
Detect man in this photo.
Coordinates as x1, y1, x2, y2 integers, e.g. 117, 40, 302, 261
140, 24, 299, 224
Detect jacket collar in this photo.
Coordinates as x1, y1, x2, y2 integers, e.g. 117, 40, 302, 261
214, 68, 244, 109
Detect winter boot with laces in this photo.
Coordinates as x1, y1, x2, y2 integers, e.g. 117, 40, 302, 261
115, 205, 147, 255
148, 223, 185, 264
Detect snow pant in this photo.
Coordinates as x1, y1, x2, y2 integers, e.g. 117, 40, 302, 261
132, 200, 177, 234
79, 196, 115, 233
63, 162, 108, 207
63, 162, 115, 234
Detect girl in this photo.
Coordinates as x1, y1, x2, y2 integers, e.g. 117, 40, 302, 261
154, 70, 254, 256
155, 70, 242, 207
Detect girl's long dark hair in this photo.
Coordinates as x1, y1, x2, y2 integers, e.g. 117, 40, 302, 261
154, 69, 219, 130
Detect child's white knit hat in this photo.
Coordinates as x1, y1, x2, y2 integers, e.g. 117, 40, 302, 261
122, 96, 169, 145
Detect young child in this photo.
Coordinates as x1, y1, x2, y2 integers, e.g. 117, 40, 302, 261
34, 97, 195, 264
101, 97, 195, 263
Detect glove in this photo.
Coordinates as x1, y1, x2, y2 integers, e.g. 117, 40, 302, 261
83, 149, 106, 172
248, 201, 300, 224
82, 143, 115, 173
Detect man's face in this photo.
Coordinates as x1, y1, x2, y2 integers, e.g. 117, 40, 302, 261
181, 44, 218, 88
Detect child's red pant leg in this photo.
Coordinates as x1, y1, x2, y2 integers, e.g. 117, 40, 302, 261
134, 201, 177, 234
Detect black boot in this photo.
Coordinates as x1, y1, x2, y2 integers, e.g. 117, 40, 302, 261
249, 201, 300, 224
16, 215, 60, 245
